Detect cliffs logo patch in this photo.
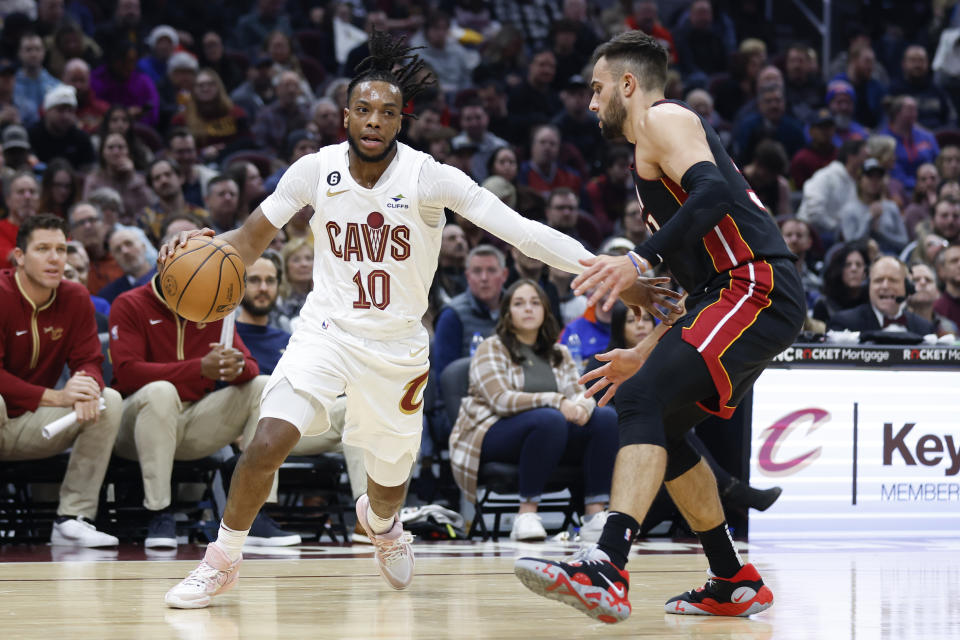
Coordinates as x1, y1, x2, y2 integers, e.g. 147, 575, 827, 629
387, 193, 409, 209
399, 370, 430, 415
327, 171, 342, 186
391, 194, 405, 202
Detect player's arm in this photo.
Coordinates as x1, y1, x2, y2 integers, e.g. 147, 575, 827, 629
219, 208, 279, 267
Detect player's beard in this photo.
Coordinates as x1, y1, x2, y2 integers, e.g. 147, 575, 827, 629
348, 132, 399, 163
599, 93, 628, 140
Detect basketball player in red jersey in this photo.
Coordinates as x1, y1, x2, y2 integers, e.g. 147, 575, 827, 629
514, 31, 805, 622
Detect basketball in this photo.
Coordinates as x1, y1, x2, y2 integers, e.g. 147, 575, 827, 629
159, 236, 245, 323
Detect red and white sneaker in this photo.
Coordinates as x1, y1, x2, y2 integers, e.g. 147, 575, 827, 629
665, 563, 774, 616
513, 545, 631, 624
355, 494, 415, 590
164, 544, 241, 609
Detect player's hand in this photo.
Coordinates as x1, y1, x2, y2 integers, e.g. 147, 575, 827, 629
578, 348, 647, 407
59, 372, 100, 406
157, 227, 215, 266
74, 397, 101, 422
618, 277, 684, 323
218, 347, 246, 382
573, 255, 638, 312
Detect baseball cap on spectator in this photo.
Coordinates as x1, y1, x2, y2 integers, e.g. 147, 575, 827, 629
600, 236, 635, 256
564, 74, 589, 91
0, 58, 17, 75
862, 158, 885, 175
147, 25, 179, 49
2, 125, 31, 150
825, 79, 855, 104
810, 107, 835, 127
168, 51, 198, 73
481, 175, 517, 209
285, 128, 317, 157
43, 84, 78, 111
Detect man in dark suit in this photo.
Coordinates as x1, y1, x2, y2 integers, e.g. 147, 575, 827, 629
829, 256, 935, 335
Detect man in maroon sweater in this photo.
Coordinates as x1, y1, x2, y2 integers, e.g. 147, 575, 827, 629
109, 275, 298, 549
0, 214, 122, 547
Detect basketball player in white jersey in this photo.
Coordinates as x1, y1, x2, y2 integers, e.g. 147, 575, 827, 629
161, 31, 676, 609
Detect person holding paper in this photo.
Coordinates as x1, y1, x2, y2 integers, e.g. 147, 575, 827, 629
0, 213, 122, 547
109, 227, 298, 550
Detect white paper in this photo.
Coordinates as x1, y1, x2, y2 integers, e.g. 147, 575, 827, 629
42, 397, 107, 439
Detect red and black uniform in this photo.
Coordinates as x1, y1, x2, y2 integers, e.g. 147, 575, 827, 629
0, 269, 104, 418
109, 276, 258, 401
621, 100, 805, 478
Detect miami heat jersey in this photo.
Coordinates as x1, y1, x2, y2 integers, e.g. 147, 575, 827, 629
261, 142, 439, 340
633, 99, 794, 293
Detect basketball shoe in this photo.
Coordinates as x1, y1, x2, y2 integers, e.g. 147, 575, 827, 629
164, 544, 241, 609
355, 494, 415, 589
513, 544, 631, 623
664, 563, 773, 616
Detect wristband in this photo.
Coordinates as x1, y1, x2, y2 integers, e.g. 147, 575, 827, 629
627, 251, 649, 276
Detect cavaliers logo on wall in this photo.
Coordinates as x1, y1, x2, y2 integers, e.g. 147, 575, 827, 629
757, 408, 830, 476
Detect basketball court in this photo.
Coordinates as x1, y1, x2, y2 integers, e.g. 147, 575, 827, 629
3, 537, 957, 639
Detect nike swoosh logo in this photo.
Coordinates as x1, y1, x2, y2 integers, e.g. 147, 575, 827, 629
733, 593, 745, 602
326, 188, 349, 197
15, 330, 27, 336
409, 346, 426, 358
599, 573, 626, 599
149, 319, 162, 325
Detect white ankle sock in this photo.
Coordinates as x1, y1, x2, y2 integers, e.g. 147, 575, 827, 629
366, 505, 394, 534
214, 521, 248, 561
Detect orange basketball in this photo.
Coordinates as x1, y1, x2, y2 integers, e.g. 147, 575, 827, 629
159, 236, 246, 323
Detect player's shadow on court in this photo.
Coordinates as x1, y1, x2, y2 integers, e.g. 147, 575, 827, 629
663, 614, 773, 639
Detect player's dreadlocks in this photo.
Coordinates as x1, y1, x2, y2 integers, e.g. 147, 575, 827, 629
347, 29, 435, 115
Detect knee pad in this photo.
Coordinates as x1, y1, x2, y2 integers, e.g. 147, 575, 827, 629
664, 436, 701, 481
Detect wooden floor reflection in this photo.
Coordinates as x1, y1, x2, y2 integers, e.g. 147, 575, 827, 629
2, 539, 959, 639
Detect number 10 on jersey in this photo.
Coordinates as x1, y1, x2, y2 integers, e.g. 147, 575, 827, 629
352, 269, 391, 310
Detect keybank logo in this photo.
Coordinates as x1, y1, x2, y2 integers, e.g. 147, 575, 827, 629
757, 408, 831, 476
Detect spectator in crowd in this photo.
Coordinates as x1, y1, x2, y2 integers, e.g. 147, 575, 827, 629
93, 0, 147, 54
559, 298, 612, 363
141, 158, 210, 244
252, 70, 310, 156
506, 245, 562, 322
627, 0, 677, 64
166, 128, 217, 208
91, 40, 159, 127
275, 235, 313, 322
110, 273, 298, 549
585, 145, 632, 237
924, 193, 960, 247
398, 102, 441, 153
742, 139, 792, 219
812, 242, 870, 323
864, 133, 908, 208
97, 226, 155, 302
236, 253, 292, 371
203, 175, 241, 234
839, 158, 908, 255
413, 10, 474, 94
198, 31, 244, 93
829, 256, 935, 335
449, 279, 618, 542
784, 42, 824, 125
518, 124, 583, 201
712, 39, 766, 124
507, 50, 562, 137
937, 144, 960, 183
890, 44, 954, 131
908, 262, 959, 337
44, 20, 102, 80
226, 160, 266, 219
28, 83, 95, 170
264, 129, 319, 194
0, 55, 35, 128
65, 240, 110, 318
685, 88, 732, 149
263, 31, 314, 102
229, 56, 275, 122
617, 198, 649, 249
0, 213, 122, 548
14, 31, 58, 123
673, 0, 731, 86
39, 158, 79, 220
307, 97, 344, 147
68, 201, 122, 294
234, 0, 293, 58
474, 77, 514, 144
62, 58, 109, 135
452, 98, 508, 183
798, 138, 868, 246
139, 25, 177, 85
432, 245, 508, 376
734, 83, 806, 164
878, 95, 940, 193
781, 217, 823, 308
934, 244, 960, 327
95, 105, 152, 171
552, 74, 603, 170
2, 124, 36, 173
83, 131, 156, 217
833, 42, 887, 129
792, 108, 838, 189
824, 79, 868, 147
488, 0, 564, 50
171, 68, 250, 163
549, 20, 590, 92
157, 51, 199, 130
0, 171, 40, 268
902, 163, 941, 239
544, 187, 600, 252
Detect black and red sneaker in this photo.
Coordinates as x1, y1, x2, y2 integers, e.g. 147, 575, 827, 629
514, 545, 631, 624
665, 562, 774, 616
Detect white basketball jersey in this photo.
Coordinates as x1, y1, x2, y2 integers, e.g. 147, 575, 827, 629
298, 142, 438, 340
